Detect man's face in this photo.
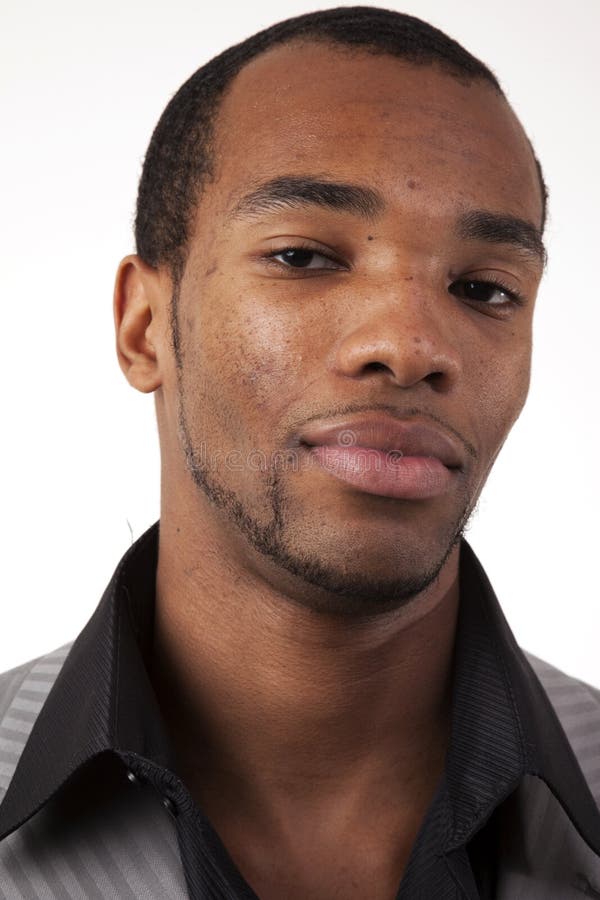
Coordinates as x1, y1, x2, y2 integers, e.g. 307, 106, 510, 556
157, 42, 544, 612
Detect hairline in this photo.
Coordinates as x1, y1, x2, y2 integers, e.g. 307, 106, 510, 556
166, 36, 521, 291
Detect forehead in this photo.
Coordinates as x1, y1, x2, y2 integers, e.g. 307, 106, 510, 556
206, 41, 542, 228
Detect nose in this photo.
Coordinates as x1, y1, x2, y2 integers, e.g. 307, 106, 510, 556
330, 280, 461, 393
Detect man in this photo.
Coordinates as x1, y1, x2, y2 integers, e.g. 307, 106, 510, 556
1, 6, 599, 898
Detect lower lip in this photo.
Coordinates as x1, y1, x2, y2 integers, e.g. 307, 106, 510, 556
306, 446, 456, 500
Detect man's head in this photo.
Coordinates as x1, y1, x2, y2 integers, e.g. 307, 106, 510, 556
134, 6, 547, 294
115, 6, 546, 615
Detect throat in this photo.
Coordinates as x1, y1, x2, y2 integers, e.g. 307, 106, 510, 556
150, 524, 460, 896
181, 744, 446, 900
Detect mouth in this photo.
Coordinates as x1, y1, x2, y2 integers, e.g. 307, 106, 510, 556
297, 413, 465, 501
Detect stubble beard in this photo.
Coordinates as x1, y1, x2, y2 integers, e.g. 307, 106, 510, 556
176, 385, 477, 617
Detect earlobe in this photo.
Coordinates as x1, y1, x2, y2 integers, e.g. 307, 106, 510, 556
114, 255, 164, 394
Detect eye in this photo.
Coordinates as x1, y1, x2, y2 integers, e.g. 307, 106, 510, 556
267, 247, 343, 271
448, 278, 524, 308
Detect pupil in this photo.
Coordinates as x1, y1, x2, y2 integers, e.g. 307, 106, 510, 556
465, 281, 494, 301
283, 249, 313, 267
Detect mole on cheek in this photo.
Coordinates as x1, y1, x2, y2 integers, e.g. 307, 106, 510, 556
406, 179, 418, 190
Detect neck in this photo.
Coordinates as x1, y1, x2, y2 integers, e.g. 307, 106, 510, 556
151, 510, 460, 819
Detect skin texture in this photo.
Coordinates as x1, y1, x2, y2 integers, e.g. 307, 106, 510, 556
114, 41, 544, 900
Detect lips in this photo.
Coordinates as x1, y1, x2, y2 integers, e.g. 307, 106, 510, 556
296, 413, 465, 501
298, 415, 465, 469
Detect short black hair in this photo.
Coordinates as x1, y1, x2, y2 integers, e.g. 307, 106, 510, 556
135, 5, 547, 285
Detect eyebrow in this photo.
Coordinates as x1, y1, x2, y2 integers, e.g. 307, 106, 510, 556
229, 175, 384, 221
229, 174, 546, 264
458, 210, 546, 265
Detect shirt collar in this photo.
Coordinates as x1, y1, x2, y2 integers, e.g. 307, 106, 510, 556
1, 521, 599, 859
445, 541, 600, 855
0, 521, 172, 839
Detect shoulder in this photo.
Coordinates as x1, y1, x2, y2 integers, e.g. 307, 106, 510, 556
526, 651, 600, 804
526, 651, 600, 706
0, 644, 72, 710
0, 644, 73, 798
0, 658, 36, 722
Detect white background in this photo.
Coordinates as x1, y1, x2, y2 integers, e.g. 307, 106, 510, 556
1, 0, 599, 684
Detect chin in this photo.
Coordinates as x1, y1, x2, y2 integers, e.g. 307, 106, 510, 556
183, 439, 471, 614
251, 518, 464, 616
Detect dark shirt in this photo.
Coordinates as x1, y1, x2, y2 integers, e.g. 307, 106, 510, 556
0, 521, 599, 898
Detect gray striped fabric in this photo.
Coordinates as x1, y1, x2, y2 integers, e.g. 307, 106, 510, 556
0, 644, 72, 806
495, 774, 600, 899
0, 645, 188, 899
0, 781, 188, 899
494, 655, 600, 899
0, 646, 599, 898
528, 653, 600, 808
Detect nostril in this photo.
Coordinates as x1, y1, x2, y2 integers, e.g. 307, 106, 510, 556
425, 371, 446, 386
364, 362, 391, 374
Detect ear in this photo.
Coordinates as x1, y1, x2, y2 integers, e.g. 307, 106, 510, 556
114, 255, 165, 393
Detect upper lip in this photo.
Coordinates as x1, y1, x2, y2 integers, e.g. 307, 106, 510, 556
298, 413, 465, 469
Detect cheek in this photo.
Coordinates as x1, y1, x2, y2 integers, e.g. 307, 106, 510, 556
218, 291, 324, 413
472, 337, 532, 459
183, 287, 315, 442
236, 318, 294, 405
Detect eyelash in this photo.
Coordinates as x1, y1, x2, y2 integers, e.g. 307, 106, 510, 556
450, 276, 526, 308
263, 243, 343, 271
262, 244, 526, 308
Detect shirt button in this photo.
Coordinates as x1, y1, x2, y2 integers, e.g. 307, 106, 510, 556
126, 770, 139, 786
